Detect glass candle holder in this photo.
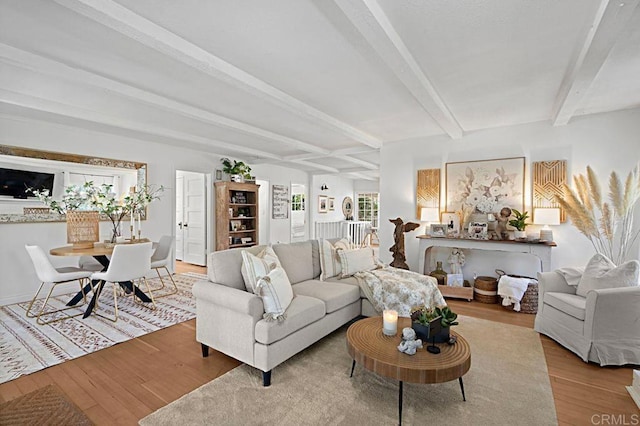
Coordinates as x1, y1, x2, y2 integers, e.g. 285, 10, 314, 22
382, 309, 398, 336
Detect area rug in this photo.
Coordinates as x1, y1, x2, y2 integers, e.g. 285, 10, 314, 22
0, 272, 204, 384
140, 315, 557, 426
0, 384, 93, 425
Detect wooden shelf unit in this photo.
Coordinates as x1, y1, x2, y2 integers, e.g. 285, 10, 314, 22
215, 181, 259, 250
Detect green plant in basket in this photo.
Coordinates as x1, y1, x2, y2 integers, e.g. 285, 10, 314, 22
410, 305, 458, 328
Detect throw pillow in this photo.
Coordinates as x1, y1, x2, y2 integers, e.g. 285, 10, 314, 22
241, 247, 282, 293
318, 238, 352, 281
576, 254, 640, 297
255, 266, 294, 322
338, 247, 378, 278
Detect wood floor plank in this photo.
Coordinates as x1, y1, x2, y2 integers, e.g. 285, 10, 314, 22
1, 261, 637, 425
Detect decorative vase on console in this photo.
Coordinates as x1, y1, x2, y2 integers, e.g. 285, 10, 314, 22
429, 261, 447, 285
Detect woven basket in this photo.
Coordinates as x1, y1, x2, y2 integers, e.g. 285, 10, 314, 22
496, 269, 539, 314
66, 210, 99, 249
474, 276, 499, 304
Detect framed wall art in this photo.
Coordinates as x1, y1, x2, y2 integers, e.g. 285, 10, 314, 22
272, 184, 289, 219
532, 160, 567, 222
328, 197, 335, 211
416, 168, 440, 220
318, 195, 328, 213
446, 157, 525, 215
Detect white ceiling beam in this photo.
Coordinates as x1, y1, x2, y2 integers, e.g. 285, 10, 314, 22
347, 172, 377, 181
0, 90, 285, 160
333, 155, 377, 170
552, 0, 640, 126
289, 160, 340, 174
333, 0, 463, 139
52, 0, 382, 149
281, 146, 378, 162
0, 44, 330, 156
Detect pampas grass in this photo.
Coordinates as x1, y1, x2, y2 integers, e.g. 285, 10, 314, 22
557, 164, 640, 264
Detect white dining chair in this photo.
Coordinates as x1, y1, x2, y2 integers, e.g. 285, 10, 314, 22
90, 242, 155, 322
150, 235, 178, 297
25, 245, 93, 325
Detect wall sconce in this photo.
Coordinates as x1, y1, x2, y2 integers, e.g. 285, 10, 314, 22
320, 184, 329, 191
534, 208, 561, 242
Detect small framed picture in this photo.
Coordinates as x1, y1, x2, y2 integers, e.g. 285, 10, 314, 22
441, 212, 460, 237
469, 222, 489, 240
430, 224, 447, 237
230, 220, 241, 231
215, 169, 223, 181
318, 195, 328, 213
328, 197, 335, 211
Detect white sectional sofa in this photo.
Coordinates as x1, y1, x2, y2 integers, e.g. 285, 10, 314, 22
193, 240, 377, 386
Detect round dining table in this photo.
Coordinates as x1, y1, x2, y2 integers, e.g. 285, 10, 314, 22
50, 240, 152, 319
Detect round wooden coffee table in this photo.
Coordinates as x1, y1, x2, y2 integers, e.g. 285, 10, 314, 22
346, 316, 471, 425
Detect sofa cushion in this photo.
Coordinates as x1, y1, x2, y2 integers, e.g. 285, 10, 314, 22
544, 292, 587, 321
576, 254, 639, 297
208, 245, 266, 290
241, 247, 282, 293
255, 266, 294, 321
326, 275, 366, 298
338, 247, 377, 278
292, 280, 360, 313
254, 295, 325, 345
273, 241, 315, 284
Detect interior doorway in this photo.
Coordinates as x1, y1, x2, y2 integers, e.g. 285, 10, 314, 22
291, 183, 306, 242
256, 179, 270, 245
176, 170, 207, 266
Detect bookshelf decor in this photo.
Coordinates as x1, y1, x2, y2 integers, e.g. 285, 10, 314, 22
215, 181, 259, 250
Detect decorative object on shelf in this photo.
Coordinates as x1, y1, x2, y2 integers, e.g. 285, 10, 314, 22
469, 222, 489, 239
230, 220, 241, 231
429, 261, 448, 285
441, 212, 460, 237
272, 184, 289, 219
65, 210, 99, 249
491, 207, 512, 240
382, 309, 398, 336
410, 305, 458, 343
241, 237, 252, 244
397, 327, 422, 355
556, 164, 640, 265
342, 196, 353, 220
429, 224, 447, 237
416, 168, 440, 220
533, 160, 567, 223
221, 157, 252, 183
328, 197, 335, 211
446, 157, 525, 215
215, 169, 223, 181
508, 209, 530, 239
447, 248, 465, 274
389, 217, 420, 270
534, 207, 561, 242
318, 195, 328, 213
420, 207, 439, 235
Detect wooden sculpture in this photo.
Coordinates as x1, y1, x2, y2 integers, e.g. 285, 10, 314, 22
389, 217, 420, 270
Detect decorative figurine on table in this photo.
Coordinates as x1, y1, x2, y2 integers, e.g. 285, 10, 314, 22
447, 248, 466, 274
389, 217, 420, 270
492, 207, 512, 240
397, 327, 423, 355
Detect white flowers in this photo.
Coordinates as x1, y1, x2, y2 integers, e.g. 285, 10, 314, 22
454, 166, 519, 213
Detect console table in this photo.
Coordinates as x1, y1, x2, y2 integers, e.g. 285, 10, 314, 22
417, 235, 556, 276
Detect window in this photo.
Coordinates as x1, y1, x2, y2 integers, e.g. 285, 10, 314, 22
357, 193, 379, 227
291, 193, 305, 211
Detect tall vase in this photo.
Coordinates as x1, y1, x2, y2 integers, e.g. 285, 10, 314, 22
66, 210, 99, 249
109, 217, 122, 243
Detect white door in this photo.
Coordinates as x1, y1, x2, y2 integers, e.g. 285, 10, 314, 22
176, 171, 206, 266
175, 174, 184, 260
256, 179, 269, 245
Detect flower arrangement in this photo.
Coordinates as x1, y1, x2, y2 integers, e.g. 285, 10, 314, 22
556, 164, 640, 265
455, 166, 519, 213
27, 181, 97, 214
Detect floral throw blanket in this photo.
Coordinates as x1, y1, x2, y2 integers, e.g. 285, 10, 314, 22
354, 267, 446, 316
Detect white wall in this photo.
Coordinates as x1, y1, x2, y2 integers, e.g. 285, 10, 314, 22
0, 116, 309, 304
379, 108, 640, 276
310, 175, 355, 236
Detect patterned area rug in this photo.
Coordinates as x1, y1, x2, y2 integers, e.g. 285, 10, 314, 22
0, 272, 204, 384
0, 384, 93, 425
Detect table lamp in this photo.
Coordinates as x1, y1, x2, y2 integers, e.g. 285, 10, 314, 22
420, 207, 440, 235
534, 208, 560, 242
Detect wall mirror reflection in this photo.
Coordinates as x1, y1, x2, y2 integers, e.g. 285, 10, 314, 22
0, 145, 146, 223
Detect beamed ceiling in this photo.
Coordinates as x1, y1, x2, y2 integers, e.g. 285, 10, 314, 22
1, 0, 639, 182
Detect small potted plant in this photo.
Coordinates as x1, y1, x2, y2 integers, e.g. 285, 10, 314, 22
221, 158, 252, 183
508, 208, 529, 239
410, 305, 458, 343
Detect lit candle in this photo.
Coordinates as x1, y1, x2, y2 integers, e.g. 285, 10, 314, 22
382, 309, 398, 336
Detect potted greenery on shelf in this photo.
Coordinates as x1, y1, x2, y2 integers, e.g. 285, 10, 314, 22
508, 208, 529, 239
221, 158, 252, 183
410, 305, 458, 343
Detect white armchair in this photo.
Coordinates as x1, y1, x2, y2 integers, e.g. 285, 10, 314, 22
534, 270, 640, 366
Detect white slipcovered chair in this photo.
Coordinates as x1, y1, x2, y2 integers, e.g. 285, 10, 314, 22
534, 256, 640, 366
90, 242, 155, 322
150, 235, 178, 297
25, 245, 93, 325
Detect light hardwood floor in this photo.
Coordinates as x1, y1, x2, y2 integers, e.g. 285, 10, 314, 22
1, 262, 637, 425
